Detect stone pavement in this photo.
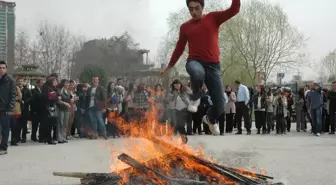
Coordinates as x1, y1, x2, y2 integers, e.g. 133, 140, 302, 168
0, 127, 335, 185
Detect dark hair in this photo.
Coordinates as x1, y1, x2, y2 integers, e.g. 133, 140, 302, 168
36, 79, 43, 84
107, 81, 115, 96
69, 80, 75, 84
298, 88, 305, 98
77, 83, 84, 92
0, 60, 7, 67
127, 83, 135, 94
332, 81, 336, 84
117, 78, 122, 82
59, 79, 69, 89
171, 79, 185, 93
45, 77, 57, 88
186, 0, 204, 7
234, 80, 241, 84
155, 84, 163, 92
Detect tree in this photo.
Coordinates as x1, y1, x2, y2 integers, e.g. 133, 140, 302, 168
320, 49, 336, 82
79, 64, 107, 86
74, 32, 148, 79
226, 0, 306, 84
33, 21, 72, 78
14, 30, 31, 68
157, 0, 306, 85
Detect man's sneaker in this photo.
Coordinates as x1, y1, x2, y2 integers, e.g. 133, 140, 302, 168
316, 133, 320, 137
0, 150, 7, 155
188, 99, 201, 113
202, 115, 220, 135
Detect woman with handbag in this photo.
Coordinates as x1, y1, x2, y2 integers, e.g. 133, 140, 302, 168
42, 77, 59, 145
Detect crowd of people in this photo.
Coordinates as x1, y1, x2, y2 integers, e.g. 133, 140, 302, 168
0, 60, 336, 156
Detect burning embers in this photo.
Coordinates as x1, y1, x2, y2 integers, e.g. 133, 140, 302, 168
53, 105, 284, 185
53, 136, 283, 185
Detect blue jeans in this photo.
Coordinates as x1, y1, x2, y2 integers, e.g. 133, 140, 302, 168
311, 107, 322, 134
88, 107, 106, 137
0, 112, 10, 150
186, 60, 225, 124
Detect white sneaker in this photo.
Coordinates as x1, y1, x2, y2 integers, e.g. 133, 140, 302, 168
316, 133, 320, 137
188, 99, 200, 113
202, 115, 220, 135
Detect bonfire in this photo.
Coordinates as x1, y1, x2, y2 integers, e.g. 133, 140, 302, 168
54, 99, 284, 185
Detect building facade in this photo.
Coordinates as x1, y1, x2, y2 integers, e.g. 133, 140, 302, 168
0, 1, 15, 72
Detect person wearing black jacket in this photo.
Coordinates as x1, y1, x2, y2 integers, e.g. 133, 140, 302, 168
253, 85, 267, 134
0, 61, 16, 155
328, 82, 336, 134
30, 79, 45, 141
192, 84, 211, 135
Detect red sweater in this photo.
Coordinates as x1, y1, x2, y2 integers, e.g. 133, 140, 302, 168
167, 0, 241, 68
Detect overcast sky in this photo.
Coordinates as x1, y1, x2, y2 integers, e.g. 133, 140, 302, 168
13, 0, 336, 81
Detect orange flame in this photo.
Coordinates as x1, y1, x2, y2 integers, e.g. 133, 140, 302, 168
108, 90, 255, 184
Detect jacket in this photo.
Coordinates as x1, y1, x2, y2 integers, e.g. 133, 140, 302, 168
224, 92, 236, 114
273, 95, 288, 117
265, 94, 274, 112
0, 73, 16, 112
328, 89, 336, 112
86, 86, 107, 110
31, 87, 45, 114
9, 86, 22, 116
253, 93, 266, 111
307, 89, 323, 110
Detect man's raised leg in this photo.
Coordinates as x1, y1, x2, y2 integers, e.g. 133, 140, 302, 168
202, 63, 225, 135
186, 60, 205, 113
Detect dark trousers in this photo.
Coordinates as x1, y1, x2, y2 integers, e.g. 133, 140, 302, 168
276, 115, 286, 134
31, 114, 42, 140
186, 113, 193, 134
255, 111, 266, 131
10, 116, 20, 144
75, 110, 86, 137
17, 117, 27, 141
311, 108, 322, 134
218, 112, 225, 134
172, 109, 188, 136
286, 110, 292, 132
330, 111, 336, 132
322, 109, 327, 133
235, 102, 251, 132
192, 111, 204, 134
186, 60, 225, 124
0, 112, 10, 150
226, 113, 234, 133
42, 117, 57, 142
266, 112, 273, 132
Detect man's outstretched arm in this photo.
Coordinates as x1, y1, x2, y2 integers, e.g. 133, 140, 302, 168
210, 0, 241, 26
166, 26, 187, 69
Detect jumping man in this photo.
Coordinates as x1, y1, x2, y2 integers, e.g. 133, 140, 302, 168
161, 0, 241, 135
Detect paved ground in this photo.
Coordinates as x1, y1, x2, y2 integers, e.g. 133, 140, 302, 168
0, 124, 335, 185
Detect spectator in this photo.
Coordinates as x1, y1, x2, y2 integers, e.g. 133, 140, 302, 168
328, 82, 336, 135
30, 79, 45, 141
58, 79, 71, 143
0, 61, 16, 155
224, 85, 236, 134
86, 76, 108, 139
295, 88, 306, 132
253, 85, 266, 134
234, 80, 251, 135
265, 86, 274, 133
42, 77, 59, 145
306, 83, 324, 136
274, 88, 287, 135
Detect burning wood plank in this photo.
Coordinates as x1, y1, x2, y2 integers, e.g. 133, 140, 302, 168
148, 136, 277, 185
117, 153, 208, 185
